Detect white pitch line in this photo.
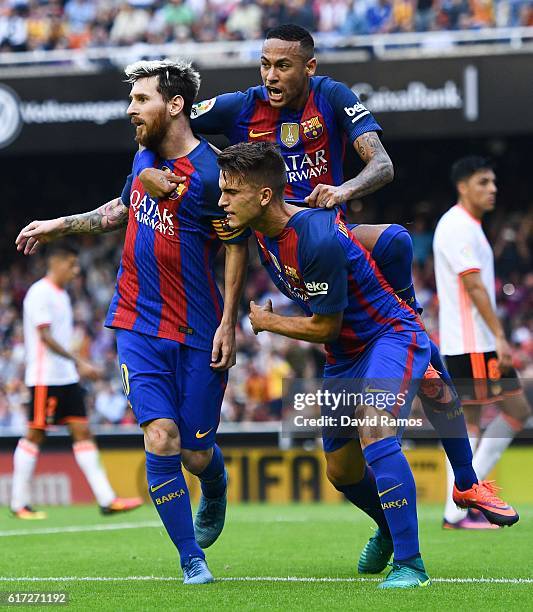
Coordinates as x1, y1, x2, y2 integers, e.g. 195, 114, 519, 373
0, 517, 305, 538
0, 521, 161, 537
0, 576, 531, 585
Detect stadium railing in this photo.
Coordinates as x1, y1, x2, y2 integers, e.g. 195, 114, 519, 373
0, 27, 532, 72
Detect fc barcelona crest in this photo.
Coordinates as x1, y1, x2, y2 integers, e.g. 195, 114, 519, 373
284, 265, 300, 281
168, 182, 187, 200
302, 116, 323, 140
280, 122, 300, 148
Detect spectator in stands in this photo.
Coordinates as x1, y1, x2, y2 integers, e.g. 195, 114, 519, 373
341, 0, 376, 34
392, 0, 415, 31
415, 0, 436, 30
0, 5, 28, 51
110, 2, 150, 45
279, 0, 316, 31
469, 0, 495, 27
64, 0, 95, 34
225, 0, 263, 40
366, 0, 394, 32
316, 0, 350, 33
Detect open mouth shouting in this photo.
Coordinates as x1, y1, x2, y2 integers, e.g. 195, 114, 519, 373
266, 86, 284, 103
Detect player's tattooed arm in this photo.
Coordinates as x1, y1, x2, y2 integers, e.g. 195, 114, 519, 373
63, 198, 129, 234
350, 131, 394, 195
16, 198, 128, 255
304, 132, 393, 209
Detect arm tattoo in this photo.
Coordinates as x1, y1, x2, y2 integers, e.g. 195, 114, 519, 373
63, 198, 129, 234
339, 131, 394, 199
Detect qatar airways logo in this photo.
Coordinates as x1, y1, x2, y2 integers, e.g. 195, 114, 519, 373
284, 149, 328, 184
130, 190, 175, 236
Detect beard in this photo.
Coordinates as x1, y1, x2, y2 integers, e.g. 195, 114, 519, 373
135, 109, 168, 150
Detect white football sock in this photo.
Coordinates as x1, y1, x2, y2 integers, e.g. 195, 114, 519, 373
73, 440, 115, 507
443, 433, 478, 523
472, 414, 521, 481
11, 439, 40, 512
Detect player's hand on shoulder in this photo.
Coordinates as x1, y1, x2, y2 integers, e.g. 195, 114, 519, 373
210, 321, 237, 371
76, 358, 103, 381
304, 184, 347, 209
138, 168, 186, 198
15, 218, 64, 255
249, 299, 273, 335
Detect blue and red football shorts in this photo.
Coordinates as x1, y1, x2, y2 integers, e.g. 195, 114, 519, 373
321, 329, 430, 453
116, 329, 227, 450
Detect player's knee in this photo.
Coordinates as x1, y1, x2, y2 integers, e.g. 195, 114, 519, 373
325, 453, 365, 487
326, 462, 365, 488
143, 419, 181, 455
502, 393, 532, 423
26, 429, 45, 446
181, 448, 213, 475
463, 405, 481, 428
69, 424, 92, 442
388, 226, 413, 261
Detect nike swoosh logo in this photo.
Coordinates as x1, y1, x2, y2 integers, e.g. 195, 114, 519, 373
249, 130, 273, 138
150, 477, 177, 493
378, 483, 403, 498
196, 428, 213, 439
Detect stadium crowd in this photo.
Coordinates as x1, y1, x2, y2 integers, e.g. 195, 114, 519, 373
0, 0, 531, 53
0, 201, 531, 432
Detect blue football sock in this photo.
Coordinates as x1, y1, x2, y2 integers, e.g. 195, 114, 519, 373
197, 444, 227, 499
335, 466, 391, 539
363, 437, 420, 563
145, 451, 204, 567
421, 342, 478, 491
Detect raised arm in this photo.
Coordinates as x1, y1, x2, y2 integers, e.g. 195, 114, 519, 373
16, 197, 129, 255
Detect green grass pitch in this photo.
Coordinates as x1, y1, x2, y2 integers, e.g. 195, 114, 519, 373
0, 503, 531, 610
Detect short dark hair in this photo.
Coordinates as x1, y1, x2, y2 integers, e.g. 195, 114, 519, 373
451, 156, 494, 185
218, 142, 287, 198
265, 24, 315, 60
46, 243, 79, 260
125, 59, 201, 117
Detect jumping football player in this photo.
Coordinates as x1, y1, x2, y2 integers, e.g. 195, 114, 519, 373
216, 141, 519, 588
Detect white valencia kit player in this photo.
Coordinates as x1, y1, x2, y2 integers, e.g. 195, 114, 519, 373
11, 244, 142, 519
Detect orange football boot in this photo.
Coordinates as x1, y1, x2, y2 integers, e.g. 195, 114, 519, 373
453, 480, 519, 527
100, 497, 143, 515
11, 505, 47, 520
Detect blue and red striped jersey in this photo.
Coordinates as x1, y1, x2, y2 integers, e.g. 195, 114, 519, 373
106, 139, 248, 350
255, 209, 423, 364
190, 76, 381, 202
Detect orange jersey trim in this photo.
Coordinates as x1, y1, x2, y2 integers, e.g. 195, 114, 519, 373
458, 268, 481, 277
